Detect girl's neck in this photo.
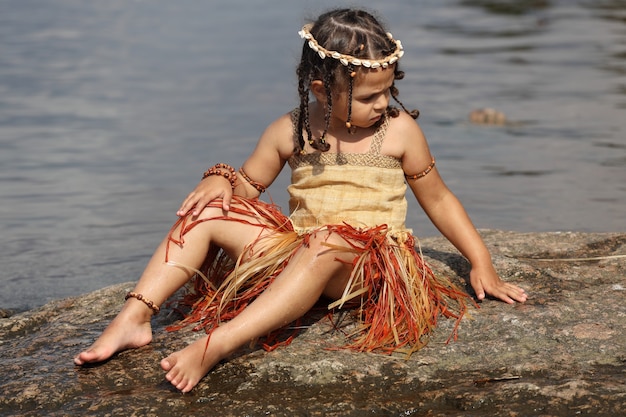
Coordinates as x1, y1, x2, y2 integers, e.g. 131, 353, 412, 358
308, 102, 377, 153
310, 102, 375, 137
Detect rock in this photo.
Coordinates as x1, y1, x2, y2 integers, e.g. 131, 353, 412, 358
469, 107, 508, 125
1, 231, 624, 416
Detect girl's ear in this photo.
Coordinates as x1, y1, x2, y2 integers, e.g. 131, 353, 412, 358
310, 80, 327, 103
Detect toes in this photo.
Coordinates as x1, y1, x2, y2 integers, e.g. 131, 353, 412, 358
74, 348, 108, 366
167, 369, 192, 393
162, 355, 201, 393
175, 378, 188, 392
160, 357, 173, 372
181, 380, 195, 393
165, 367, 179, 383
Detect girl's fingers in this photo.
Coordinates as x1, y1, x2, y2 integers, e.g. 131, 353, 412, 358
473, 281, 486, 301
491, 283, 527, 304
177, 177, 234, 217
192, 194, 214, 216
177, 196, 194, 216
473, 272, 527, 304
221, 190, 233, 212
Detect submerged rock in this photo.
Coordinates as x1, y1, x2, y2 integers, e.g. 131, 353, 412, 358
469, 107, 508, 125
1, 231, 624, 416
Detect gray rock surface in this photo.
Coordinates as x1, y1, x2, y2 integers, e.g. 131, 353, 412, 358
1, 231, 625, 417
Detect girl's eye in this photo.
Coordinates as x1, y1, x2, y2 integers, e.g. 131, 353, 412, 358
360, 89, 390, 102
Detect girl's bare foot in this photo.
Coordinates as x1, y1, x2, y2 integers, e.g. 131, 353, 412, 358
74, 304, 153, 365
160, 331, 229, 393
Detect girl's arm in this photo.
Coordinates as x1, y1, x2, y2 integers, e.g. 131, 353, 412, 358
177, 113, 294, 217
390, 114, 527, 304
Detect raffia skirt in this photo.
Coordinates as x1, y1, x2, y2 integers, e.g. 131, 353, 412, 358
164, 196, 472, 355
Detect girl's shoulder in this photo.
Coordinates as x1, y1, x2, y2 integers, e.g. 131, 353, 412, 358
257, 111, 298, 160
386, 109, 423, 135
381, 110, 428, 159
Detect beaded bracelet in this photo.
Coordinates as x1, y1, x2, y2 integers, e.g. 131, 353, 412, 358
202, 163, 237, 189
405, 158, 436, 180
125, 291, 160, 315
239, 167, 267, 193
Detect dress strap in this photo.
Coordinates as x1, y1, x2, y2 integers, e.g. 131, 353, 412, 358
290, 108, 302, 153
368, 112, 390, 155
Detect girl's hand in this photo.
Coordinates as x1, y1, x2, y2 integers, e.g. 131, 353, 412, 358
176, 176, 233, 217
469, 264, 528, 304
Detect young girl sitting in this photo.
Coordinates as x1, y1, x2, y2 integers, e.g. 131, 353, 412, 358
74, 8, 527, 393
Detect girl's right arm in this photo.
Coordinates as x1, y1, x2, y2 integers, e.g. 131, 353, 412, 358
176, 113, 295, 217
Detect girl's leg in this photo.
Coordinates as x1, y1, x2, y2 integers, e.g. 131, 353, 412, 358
161, 231, 356, 393
74, 205, 266, 366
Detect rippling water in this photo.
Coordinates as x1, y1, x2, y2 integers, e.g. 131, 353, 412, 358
0, 0, 624, 310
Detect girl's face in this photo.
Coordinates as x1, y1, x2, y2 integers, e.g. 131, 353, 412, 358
332, 67, 395, 129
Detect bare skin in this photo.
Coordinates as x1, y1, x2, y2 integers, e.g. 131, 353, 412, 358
73, 301, 153, 366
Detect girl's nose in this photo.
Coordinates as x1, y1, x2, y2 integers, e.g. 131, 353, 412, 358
374, 94, 389, 111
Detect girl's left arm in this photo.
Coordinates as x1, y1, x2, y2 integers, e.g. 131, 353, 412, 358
395, 116, 527, 304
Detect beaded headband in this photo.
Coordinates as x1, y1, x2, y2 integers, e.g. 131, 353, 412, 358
298, 23, 404, 69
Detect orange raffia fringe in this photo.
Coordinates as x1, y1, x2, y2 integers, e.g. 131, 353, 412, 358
164, 196, 473, 355
321, 223, 473, 356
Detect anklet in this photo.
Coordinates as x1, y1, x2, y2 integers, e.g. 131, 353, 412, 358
125, 292, 160, 315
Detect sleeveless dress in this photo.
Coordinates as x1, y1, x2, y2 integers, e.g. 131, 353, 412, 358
165, 111, 471, 355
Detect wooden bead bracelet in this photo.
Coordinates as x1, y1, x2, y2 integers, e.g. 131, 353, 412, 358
202, 163, 237, 189
238, 167, 266, 193
125, 291, 160, 315
405, 158, 436, 180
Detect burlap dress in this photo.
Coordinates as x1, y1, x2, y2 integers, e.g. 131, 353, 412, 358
165, 111, 471, 355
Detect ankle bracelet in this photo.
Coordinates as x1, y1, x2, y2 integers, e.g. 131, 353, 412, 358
125, 292, 160, 315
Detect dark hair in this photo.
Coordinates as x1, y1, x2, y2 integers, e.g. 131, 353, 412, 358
296, 8, 419, 152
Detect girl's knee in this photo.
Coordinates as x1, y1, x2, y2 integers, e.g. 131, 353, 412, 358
306, 231, 356, 264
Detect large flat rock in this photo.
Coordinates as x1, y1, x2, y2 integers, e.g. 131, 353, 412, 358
1, 231, 624, 416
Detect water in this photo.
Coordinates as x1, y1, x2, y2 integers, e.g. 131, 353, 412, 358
0, 0, 624, 311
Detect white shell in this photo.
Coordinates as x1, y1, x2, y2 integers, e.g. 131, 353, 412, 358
301, 25, 404, 68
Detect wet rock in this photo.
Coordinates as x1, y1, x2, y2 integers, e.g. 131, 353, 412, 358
1, 231, 624, 416
469, 107, 508, 125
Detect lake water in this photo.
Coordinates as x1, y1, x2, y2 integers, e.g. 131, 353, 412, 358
0, 0, 624, 311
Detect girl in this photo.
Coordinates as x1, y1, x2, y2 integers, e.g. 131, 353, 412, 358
74, 8, 527, 393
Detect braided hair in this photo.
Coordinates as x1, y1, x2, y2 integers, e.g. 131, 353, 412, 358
296, 9, 418, 153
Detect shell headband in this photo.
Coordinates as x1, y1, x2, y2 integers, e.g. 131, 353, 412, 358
298, 23, 404, 69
